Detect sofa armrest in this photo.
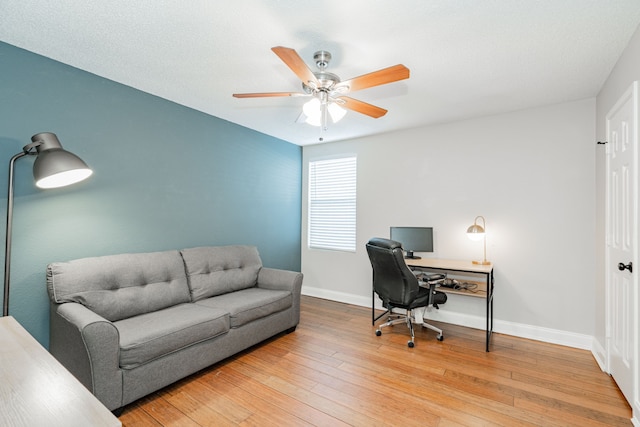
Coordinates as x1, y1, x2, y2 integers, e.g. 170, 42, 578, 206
49, 302, 123, 410
257, 267, 303, 293
257, 268, 303, 329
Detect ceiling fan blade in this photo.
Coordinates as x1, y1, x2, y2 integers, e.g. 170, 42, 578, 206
337, 96, 388, 118
232, 92, 308, 98
271, 46, 320, 87
338, 64, 410, 93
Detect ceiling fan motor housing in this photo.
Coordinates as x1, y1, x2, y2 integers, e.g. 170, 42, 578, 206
301, 51, 341, 93
302, 72, 341, 93
314, 50, 331, 69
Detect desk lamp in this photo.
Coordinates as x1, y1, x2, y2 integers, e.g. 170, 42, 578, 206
2, 132, 93, 316
467, 215, 491, 265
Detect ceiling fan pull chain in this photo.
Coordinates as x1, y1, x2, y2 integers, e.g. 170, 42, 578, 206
320, 91, 328, 131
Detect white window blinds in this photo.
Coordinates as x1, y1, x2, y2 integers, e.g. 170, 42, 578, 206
308, 156, 357, 252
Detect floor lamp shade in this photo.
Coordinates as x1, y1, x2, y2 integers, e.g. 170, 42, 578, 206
2, 132, 93, 317
31, 133, 93, 188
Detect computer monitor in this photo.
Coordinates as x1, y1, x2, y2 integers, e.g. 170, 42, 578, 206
389, 226, 434, 259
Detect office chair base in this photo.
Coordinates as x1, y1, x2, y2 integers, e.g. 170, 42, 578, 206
420, 322, 444, 341
375, 310, 443, 346
375, 313, 416, 347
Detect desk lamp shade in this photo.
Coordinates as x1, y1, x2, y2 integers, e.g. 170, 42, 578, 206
466, 223, 485, 241
467, 215, 490, 265
32, 133, 93, 188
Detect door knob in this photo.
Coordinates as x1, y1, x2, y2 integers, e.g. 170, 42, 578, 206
618, 262, 633, 273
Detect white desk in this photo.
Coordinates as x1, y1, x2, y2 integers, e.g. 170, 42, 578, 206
0, 316, 121, 427
404, 258, 495, 351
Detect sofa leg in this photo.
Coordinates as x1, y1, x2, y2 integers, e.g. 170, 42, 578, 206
111, 407, 124, 417
285, 326, 297, 334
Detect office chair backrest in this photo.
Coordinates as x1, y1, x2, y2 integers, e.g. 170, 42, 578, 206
366, 237, 420, 307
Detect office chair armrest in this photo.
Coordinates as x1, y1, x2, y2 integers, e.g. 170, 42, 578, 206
417, 280, 436, 305
416, 272, 446, 282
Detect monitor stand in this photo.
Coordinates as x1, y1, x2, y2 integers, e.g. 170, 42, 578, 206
404, 251, 421, 259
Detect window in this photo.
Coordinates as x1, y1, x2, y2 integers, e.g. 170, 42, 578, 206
308, 156, 357, 252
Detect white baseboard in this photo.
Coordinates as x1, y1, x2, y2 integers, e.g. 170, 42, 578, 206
591, 338, 608, 372
493, 318, 593, 350
302, 286, 594, 350
302, 286, 374, 309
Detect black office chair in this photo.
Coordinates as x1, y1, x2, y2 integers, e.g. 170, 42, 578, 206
366, 237, 446, 347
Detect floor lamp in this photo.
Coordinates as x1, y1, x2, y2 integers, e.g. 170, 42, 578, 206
2, 132, 93, 317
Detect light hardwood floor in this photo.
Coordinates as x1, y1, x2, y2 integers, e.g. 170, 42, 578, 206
118, 296, 632, 426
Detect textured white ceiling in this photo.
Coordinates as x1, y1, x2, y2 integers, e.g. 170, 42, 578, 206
1, 1, 640, 146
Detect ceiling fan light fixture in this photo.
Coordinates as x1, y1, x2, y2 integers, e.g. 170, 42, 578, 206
303, 98, 321, 118
303, 98, 322, 126
328, 103, 347, 123
303, 98, 346, 127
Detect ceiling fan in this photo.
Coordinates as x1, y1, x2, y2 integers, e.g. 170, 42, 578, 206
232, 46, 410, 130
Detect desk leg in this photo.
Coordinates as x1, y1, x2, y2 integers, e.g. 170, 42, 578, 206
485, 271, 494, 352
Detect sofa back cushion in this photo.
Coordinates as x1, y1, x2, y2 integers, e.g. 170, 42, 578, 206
47, 250, 191, 322
181, 246, 262, 301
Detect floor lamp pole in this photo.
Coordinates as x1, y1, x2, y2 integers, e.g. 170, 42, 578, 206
3, 151, 28, 317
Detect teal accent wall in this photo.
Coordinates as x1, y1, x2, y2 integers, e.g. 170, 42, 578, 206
0, 42, 302, 347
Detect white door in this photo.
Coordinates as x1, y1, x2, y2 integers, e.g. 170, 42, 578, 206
606, 81, 638, 405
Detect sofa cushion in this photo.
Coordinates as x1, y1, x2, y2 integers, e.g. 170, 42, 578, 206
195, 287, 292, 328
47, 250, 191, 322
115, 303, 229, 369
181, 246, 262, 301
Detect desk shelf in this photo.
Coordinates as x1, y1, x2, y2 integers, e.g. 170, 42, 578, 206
438, 280, 487, 298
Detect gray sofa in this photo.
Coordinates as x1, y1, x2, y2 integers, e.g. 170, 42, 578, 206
46, 245, 303, 412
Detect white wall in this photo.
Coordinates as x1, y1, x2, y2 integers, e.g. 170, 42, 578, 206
302, 98, 596, 347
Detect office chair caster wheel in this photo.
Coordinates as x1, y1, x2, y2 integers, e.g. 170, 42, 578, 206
437, 334, 444, 341
375, 330, 382, 336
408, 341, 415, 348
